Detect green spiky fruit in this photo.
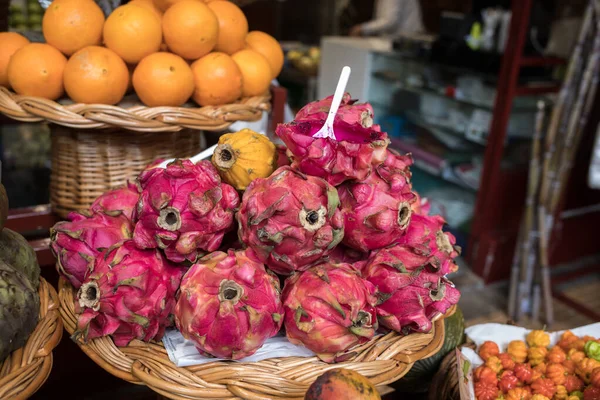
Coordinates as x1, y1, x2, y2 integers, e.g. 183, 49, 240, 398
0, 228, 41, 289
0, 183, 7, 233
0, 260, 39, 363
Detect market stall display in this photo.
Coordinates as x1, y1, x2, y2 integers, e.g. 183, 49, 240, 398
431, 323, 600, 400
0, 0, 279, 217
470, 330, 600, 400
0, 223, 62, 399
0, 0, 275, 128
54, 93, 461, 399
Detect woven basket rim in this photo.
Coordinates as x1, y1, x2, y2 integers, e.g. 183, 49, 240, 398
0, 277, 63, 400
0, 87, 271, 132
58, 277, 449, 400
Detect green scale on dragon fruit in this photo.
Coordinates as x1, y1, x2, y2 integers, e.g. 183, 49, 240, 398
75, 240, 185, 346
338, 149, 418, 252
175, 249, 283, 360
276, 93, 390, 187
133, 159, 239, 264
51, 211, 133, 289
362, 213, 461, 334
236, 166, 344, 275
282, 262, 378, 363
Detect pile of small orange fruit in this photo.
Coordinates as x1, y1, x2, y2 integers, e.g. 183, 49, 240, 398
0, 0, 283, 107
473, 330, 600, 400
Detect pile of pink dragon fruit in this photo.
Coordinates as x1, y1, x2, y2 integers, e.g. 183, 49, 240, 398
50, 93, 461, 363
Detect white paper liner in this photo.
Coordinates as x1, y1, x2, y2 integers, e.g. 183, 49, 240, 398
461, 322, 600, 399
163, 329, 315, 367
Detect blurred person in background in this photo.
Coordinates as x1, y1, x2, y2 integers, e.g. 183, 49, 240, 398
349, 0, 424, 38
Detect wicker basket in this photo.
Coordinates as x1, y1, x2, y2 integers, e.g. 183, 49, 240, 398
428, 342, 475, 400
49, 126, 207, 218
0, 278, 63, 400
0, 87, 270, 217
59, 278, 449, 400
0, 88, 270, 133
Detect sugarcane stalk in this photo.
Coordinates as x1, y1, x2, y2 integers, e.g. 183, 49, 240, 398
531, 283, 541, 323
508, 213, 525, 319
550, 28, 600, 214
546, 0, 599, 214
539, 2, 594, 206
536, 203, 554, 325
539, 4, 600, 326
513, 101, 546, 321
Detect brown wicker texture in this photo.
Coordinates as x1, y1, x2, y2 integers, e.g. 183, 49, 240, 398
49, 126, 207, 218
428, 342, 475, 400
0, 87, 270, 132
0, 278, 63, 400
59, 278, 449, 400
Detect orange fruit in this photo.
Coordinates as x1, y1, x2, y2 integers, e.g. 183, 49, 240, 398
129, 0, 168, 51
130, 0, 163, 21
153, 0, 198, 12
126, 63, 135, 93
206, 1, 248, 55
64, 46, 129, 105
7, 43, 67, 100
190, 52, 242, 106
103, 4, 162, 64
245, 31, 284, 79
162, 1, 218, 60
42, 0, 105, 56
231, 49, 271, 97
133, 52, 194, 107
0, 32, 30, 88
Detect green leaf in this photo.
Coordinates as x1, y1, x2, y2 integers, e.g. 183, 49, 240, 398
462, 359, 471, 379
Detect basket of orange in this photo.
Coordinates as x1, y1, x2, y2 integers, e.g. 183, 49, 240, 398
0, 0, 281, 217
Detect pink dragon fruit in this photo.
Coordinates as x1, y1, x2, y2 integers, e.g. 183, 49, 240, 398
364, 264, 460, 334
275, 144, 291, 167
338, 162, 416, 252
75, 240, 185, 346
50, 211, 133, 289
412, 192, 430, 216
383, 148, 413, 174
378, 150, 434, 215
175, 249, 283, 359
397, 213, 460, 275
295, 93, 381, 131
276, 96, 389, 186
90, 182, 139, 221
282, 262, 378, 362
362, 214, 461, 333
327, 244, 368, 266
133, 159, 240, 263
237, 166, 344, 275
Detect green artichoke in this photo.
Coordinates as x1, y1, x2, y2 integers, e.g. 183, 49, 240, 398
0, 260, 39, 363
0, 183, 7, 232
0, 228, 40, 289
